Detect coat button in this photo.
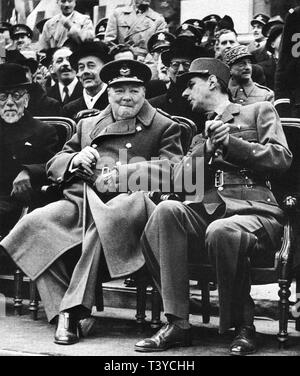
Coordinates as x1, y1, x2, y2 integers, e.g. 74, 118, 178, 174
125, 143, 132, 149
136, 126, 142, 132
218, 187, 224, 191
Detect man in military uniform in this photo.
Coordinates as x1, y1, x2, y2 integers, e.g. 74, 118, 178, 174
62, 41, 111, 120
104, 0, 167, 62
275, 7, 300, 118
134, 58, 292, 355
9, 24, 33, 52
224, 45, 274, 106
0, 59, 183, 346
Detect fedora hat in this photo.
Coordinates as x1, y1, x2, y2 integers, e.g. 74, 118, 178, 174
0, 63, 31, 90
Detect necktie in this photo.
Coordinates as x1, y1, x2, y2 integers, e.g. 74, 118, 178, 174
63, 86, 70, 104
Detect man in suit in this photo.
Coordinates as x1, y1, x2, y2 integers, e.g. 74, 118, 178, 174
135, 58, 292, 355
0, 59, 183, 345
39, 0, 94, 50
224, 45, 274, 105
104, 0, 167, 62
62, 41, 111, 120
0, 63, 58, 237
47, 46, 82, 106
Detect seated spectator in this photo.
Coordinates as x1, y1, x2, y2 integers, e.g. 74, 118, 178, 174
104, 0, 167, 62
47, 46, 82, 106
216, 29, 266, 85
39, 0, 94, 50
62, 41, 110, 120
0, 59, 183, 346
224, 45, 274, 105
258, 25, 284, 91
9, 24, 33, 52
0, 63, 58, 237
134, 57, 292, 356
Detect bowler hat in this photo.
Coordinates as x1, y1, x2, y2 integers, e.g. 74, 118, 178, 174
223, 45, 253, 66
69, 41, 111, 69
147, 32, 175, 54
177, 58, 230, 88
266, 24, 284, 53
100, 59, 152, 87
10, 24, 33, 39
0, 63, 31, 90
251, 14, 270, 27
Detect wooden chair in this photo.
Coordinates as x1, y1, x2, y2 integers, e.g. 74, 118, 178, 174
0, 117, 76, 319
136, 117, 300, 347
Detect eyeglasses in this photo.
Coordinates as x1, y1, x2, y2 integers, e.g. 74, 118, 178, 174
0, 91, 27, 102
170, 61, 191, 71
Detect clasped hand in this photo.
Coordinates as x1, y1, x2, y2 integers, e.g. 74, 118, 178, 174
205, 120, 230, 153
72, 146, 100, 175
11, 170, 32, 203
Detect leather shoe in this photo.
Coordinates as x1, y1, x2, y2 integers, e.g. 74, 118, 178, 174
78, 316, 97, 338
135, 323, 192, 352
229, 325, 257, 356
54, 311, 79, 345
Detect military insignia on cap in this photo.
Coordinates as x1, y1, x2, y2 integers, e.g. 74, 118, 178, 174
257, 15, 263, 22
194, 21, 200, 27
182, 24, 188, 30
99, 26, 105, 32
158, 33, 165, 41
120, 65, 131, 76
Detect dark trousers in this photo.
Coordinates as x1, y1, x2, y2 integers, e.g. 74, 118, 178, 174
141, 200, 282, 333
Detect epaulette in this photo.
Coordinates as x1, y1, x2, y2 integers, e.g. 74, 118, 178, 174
156, 108, 173, 120
74, 109, 102, 121
254, 83, 272, 92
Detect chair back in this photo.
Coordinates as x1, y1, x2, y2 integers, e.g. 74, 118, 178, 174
171, 115, 198, 154
34, 116, 76, 151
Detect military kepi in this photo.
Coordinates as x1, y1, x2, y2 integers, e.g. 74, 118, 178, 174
177, 58, 230, 88
100, 59, 152, 87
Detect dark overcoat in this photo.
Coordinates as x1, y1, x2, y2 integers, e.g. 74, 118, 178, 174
1, 100, 182, 280
47, 81, 83, 106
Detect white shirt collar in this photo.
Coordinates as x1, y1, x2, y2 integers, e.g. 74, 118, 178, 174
83, 84, 107, 109
59, 77, 78, 102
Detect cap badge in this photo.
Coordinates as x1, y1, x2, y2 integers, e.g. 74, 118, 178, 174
99, 26, 105, 32
120, 65, 131, 77
194, 21, 200, 27
158, 33, 165, 41
182, 24, 188, 30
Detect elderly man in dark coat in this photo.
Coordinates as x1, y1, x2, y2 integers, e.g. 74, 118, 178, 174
0, 63, 58, 237
134, 58, 292, 355
0, 59, 183, 345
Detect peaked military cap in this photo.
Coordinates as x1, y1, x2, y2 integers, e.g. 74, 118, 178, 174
0, 22, 11, 33
95, 18, 108, 39
147, 31, 175, 54
10, 24, 33, 39
69, 41, 111, 69
177, 57, 230, 88
161, 38, 200, 67
175, 22, 205, 43
217, 15, 235, 32
251, 14, 270, 27
262, 15, 284, 37
100, 59, 152, 87
223, 45, 253, 66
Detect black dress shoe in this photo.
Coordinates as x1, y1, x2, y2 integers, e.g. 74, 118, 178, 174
135, 323, 192, 352
54, 311, 79, 345
229, 325, 257, 356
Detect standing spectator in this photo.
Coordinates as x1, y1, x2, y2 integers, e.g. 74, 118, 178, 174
39, 0, 94, 50
224, 45, 274, 106
258, 25, 284, 91
62, 41, 110, 120
0, 22, 12, 48
275, 7, 300, 118
9, 24, 33, 52
0, 63, 58, 237
105, 0, 167, 62
248, 14, 269, 54
47, 46, 82, 106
